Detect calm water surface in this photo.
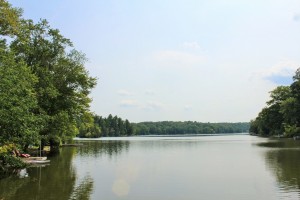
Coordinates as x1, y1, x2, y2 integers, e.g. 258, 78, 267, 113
1, 134, 300, 200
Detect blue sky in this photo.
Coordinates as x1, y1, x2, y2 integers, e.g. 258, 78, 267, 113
9, 0, 300, 122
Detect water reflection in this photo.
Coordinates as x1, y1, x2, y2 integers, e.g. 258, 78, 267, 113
256, 139, 300, 149
0, 173, 30, 199
77, 140, 130, 158
259, 139, 300, 198
0, 148, 94, 200
2, 136, 300, 200
70, 176, 93, 200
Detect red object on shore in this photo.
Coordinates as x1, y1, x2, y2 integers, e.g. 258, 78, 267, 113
20, 154, 30, 158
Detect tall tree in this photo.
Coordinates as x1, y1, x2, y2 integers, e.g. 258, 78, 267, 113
250, 68, 300, 137
0, 0, 42, 149
9, 19, 96, 146
0, 48, 41, 148
0, 0, 96, 150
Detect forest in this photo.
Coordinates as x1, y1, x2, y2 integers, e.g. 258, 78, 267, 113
78, 115, 249, 137
250, 68, 300, 137
77, 114, 134, 138
133, 121, 249, 135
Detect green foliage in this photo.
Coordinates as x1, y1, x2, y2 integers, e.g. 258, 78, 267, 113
267, 86, 291, 106
0, 154, 26, 169
49, 135, 61, 148
0, 144, 26, 171
0, 144, 15, 155
78, 114, 135, 138
250, 68, 300, 137
77, 112, 101, 138
133, 121, 250, 135
0, 0, 22, 36
0, 0, 96, 151
0, 48, 42, 147
9, 19, 96, 144
283, 124, 300, 137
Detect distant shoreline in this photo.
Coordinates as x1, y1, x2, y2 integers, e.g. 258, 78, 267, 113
74, 133, 249, 140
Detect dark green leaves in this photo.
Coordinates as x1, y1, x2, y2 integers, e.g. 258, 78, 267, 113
250, 68, 300, 137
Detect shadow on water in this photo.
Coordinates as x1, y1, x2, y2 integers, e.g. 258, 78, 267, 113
256, 139, 300, 149
0, 147, 94, 200
258, 139, 300, 197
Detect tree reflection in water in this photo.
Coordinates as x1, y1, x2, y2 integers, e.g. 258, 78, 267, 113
259, 139, 300, 196
0, 147, 94, 200
266, 150, 300, 190
70, 176, 93, 200
77, 140, 130, 159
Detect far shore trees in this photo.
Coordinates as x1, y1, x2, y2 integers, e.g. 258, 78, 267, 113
133, 121, 249, 135
77, 114, 134, 138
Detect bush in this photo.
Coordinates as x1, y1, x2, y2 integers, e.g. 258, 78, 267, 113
0, 155, 26, 169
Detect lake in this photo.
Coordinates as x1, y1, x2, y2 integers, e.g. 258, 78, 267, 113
1, 134, 300, 200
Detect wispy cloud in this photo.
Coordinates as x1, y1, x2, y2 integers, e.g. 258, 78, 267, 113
143, 101, 164, 111
153, 50, 205, 68
184, 105, 192, 111
117, 89, 134, 96
120, 99, 140, 108
253, 61, 299, 85
183, 41, 201, 50
145, 89, 156, 95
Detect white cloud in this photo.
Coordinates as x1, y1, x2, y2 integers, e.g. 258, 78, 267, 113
120, 99, 140, 108
153, 50, 205, 68
254, 60, 299, 79
184, 105, 192, 111
145, 89, 156, 95
143, 101, 164, 111
117, 89, 134, 96
183, 41, 201, 50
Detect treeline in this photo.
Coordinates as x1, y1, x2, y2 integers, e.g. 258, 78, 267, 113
77, 117, 250, 137
77, 114, 134, 138
250, 68, 300, 137
0, 0, 96, 159
133, 121, 250, 135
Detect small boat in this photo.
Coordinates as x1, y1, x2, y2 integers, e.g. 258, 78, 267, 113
24, 157, 47, 161
23, 159, 50, 164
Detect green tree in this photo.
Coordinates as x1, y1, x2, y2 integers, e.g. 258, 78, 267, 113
250, 68, 300, 137
267, 86, 291, 106
9, 19, 96, 148
78, 112, 101, 138
0, 0, 22, 36
0, 49, 41, 149
289, 69, 300, 127
0, 0, 96, 151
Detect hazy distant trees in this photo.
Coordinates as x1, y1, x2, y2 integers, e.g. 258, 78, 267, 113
78, 117, 249, 137
133, 121, 249, 135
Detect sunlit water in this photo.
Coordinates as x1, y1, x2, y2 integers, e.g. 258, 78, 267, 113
1, 134, 300, 200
